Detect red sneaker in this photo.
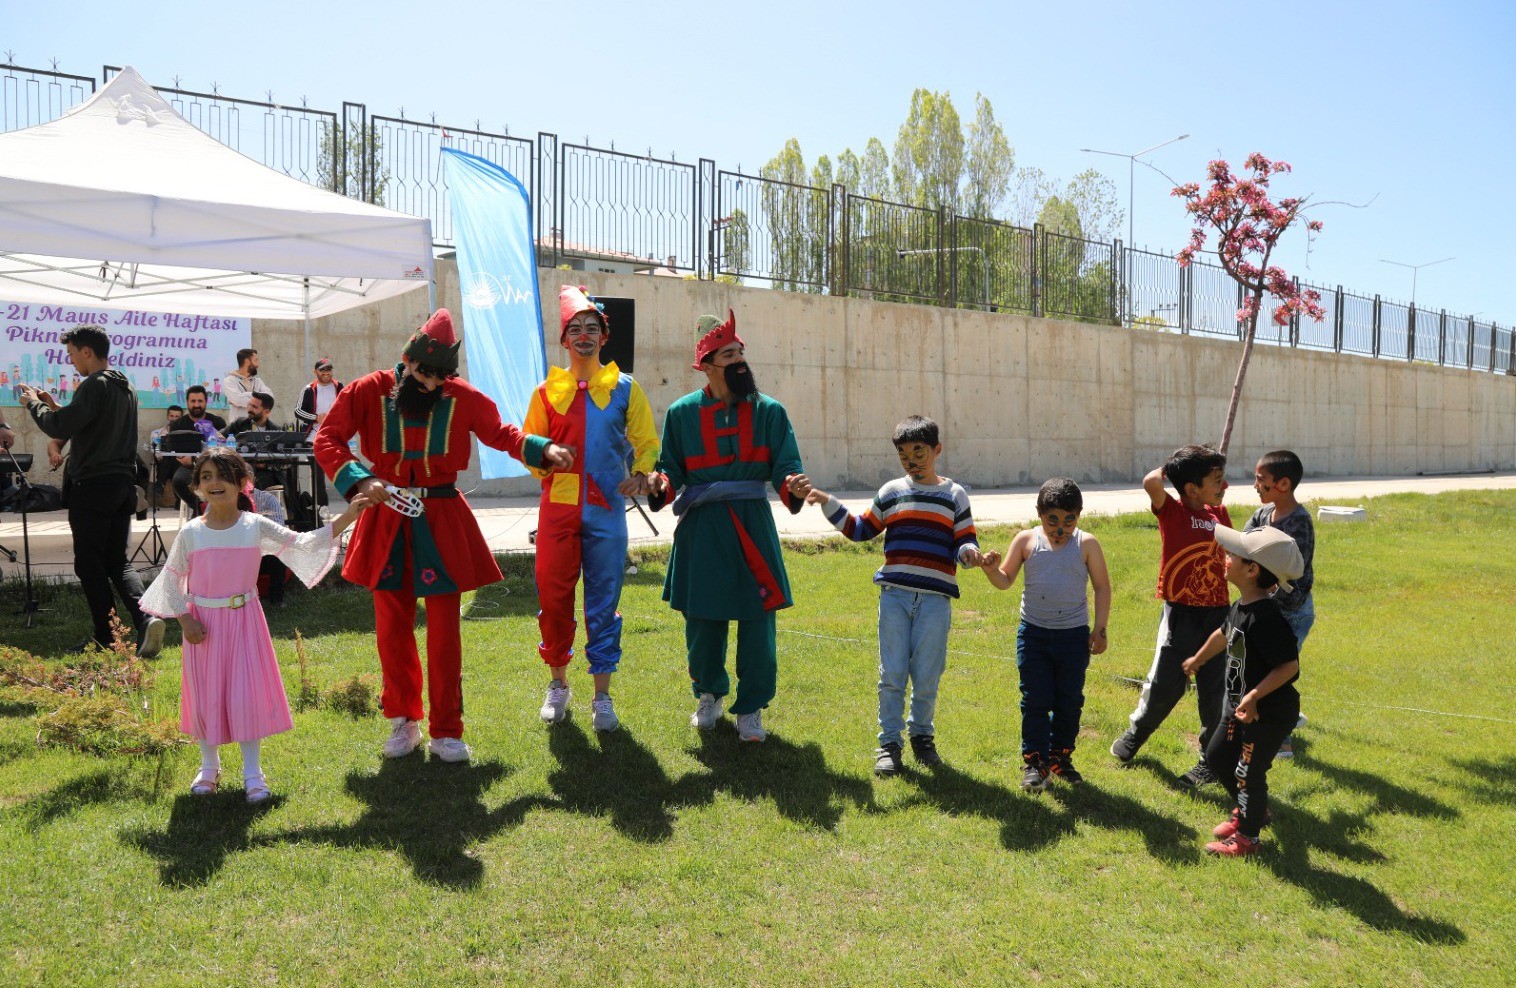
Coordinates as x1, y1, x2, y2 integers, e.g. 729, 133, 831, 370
1205, 832, 1261, 856
1214, 808, 1271, 838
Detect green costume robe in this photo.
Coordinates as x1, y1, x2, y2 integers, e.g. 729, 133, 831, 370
656, 388, 805, 621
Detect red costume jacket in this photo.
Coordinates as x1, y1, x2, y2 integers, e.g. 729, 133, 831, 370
314, 366, 543, 594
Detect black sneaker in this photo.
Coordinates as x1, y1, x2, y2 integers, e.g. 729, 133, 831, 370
909, 734, 943, 767
1179, 760, 1218, 788
1110, 731, 1140, 764
1049, 749, 1084, 785
873, 742, 903, 777
1021, 753, 1048, 793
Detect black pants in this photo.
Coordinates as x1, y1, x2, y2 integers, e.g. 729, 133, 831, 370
1205, 696, 1298, 838
1126, 602, 1230, 752
260, 554, 288, 603
68, 475, 147, 647
171, 462, 198, 507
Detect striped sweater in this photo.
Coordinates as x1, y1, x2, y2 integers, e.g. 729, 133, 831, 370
822, 477, 979, 598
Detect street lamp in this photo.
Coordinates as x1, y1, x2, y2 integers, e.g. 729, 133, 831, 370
1079, 134, 1189, 248
1379, 256, 1453, 306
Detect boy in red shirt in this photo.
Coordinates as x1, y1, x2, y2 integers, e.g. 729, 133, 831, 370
1110, 443, 1232, 787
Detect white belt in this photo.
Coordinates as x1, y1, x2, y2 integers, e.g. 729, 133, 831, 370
192, 590, 258, 609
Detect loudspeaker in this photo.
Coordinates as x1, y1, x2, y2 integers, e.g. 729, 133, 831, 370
595, 297, 636, 373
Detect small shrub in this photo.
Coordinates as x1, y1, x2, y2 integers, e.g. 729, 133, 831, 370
36, 695, 183, 758
323, 674, 378, 719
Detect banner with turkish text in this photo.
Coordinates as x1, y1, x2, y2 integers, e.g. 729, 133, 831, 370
2, 299, 249, 411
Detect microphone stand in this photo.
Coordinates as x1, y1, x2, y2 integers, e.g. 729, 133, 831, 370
2, 447, 42, 627
131, 446, 167, 566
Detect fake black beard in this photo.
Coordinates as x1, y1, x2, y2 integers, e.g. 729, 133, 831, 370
392, 373, 443, 419
724, 361, 758, 398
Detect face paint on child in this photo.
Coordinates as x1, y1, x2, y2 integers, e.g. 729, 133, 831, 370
1039, 510, 1080, 547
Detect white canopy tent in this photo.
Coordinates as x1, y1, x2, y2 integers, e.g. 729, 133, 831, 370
0, 66, 435, 364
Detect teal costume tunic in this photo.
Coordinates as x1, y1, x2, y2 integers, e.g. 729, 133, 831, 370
656, 388, 805, 621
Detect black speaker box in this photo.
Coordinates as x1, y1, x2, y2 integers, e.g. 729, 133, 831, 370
594, 297, 636, 373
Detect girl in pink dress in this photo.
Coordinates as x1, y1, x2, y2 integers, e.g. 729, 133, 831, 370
141, 447, 370, 803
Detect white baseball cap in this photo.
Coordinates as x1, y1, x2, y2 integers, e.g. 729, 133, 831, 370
1213, 526, 1305, 592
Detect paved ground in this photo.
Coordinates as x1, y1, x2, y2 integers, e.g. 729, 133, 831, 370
5, 471, 1514, 585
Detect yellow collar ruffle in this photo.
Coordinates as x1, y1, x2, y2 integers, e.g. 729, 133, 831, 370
543, 361, 621, 412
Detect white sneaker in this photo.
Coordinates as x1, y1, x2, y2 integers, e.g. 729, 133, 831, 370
591, 693, 620, 732
735, 711, 767, 743
382, 716, 420, 758
137, 617, 166, 659
690, 692, 724, 730
540, 680, 571, 724
428, 737, 472, 763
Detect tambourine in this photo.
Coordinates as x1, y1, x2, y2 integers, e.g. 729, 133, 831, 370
381, 484, 425, 518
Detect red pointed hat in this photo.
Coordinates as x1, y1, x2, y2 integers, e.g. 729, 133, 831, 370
403, 308, 462, 373
558, 285, 608, 342
692, 309, 743, 369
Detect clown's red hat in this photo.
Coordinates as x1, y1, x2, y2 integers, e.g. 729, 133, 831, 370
404, 308, 462, 373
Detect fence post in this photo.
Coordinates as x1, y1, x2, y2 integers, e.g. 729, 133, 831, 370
1333, 286, 1344, 351
1031, 223, 1044, 318
1289, 276, 1300, 346
1181, 263, 1192, 335
1407, 304, 1416, 362
697, 158, 716, 280
832, 183, 848, 297
1508, 325, 1515, 375
535, 132, 558, 267
1467, 318, 1475, 370
1115, 240, 1127, 325
937, 207, 951, 307
1372, 294, 1382, 357
1438, 310, 1447, 366
1490, 324, 1499, 373
1236, 282, 1246, 340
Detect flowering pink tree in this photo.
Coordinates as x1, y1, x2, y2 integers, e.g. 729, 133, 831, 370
1173, 153, 1325, 455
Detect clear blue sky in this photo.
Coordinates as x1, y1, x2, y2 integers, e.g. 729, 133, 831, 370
6, 0, 1514, 322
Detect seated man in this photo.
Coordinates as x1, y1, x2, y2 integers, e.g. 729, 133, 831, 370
225, 391, 291, 492
149, 405, 184, 506
168, 385, 226, 507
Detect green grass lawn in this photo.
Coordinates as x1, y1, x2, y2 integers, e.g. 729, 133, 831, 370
2, 490, 1514, 986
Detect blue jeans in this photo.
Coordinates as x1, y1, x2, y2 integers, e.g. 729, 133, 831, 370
877, 585, 951, 746
1017, 621, 1091, 758
1282, 594, 1315, 648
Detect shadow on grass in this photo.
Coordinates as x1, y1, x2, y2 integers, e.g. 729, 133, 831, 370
677, 727, 874, 831
544, 722, 695, 843
256, 755, 544, 890
15, 765, 154, 831
1447, 755, 1516, 807
123, 791, 285, 887
1241, 751, 1466, 943
1045, 780, 1198, 864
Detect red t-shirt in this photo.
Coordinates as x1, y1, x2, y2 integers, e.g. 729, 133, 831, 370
1153, 494, 1233, 606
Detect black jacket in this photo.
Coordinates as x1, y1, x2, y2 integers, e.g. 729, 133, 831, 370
27, 369, 139, 482
295, 380, 345, 431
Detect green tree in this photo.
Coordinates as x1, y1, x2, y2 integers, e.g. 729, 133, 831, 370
760, 139, 826, 291
963, 93, 1015, 220
317, 122, 389, 206
714, 207, 751, 284
891, 88, 964, 210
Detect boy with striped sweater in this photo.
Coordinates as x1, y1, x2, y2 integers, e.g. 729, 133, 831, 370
798, 416, 982, 775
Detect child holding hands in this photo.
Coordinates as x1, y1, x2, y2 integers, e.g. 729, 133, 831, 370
141, 446, 370, 803
981, 479, 1111, 791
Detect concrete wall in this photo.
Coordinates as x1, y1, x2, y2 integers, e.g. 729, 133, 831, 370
9, 260, 1512, 492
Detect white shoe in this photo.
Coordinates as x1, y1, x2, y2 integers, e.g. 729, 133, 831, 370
540, 680, 571, 724
591, 693, 620, 732
428, 737, 472, 763
735, 711, 767, 743
690, 692, 724, 730
382, 716, 420, 758
137, 617, 166, 659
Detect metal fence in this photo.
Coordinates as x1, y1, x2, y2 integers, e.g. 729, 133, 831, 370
2, 59, 1512, 376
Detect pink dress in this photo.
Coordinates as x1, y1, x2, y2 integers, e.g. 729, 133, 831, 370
141, 513, 340, 745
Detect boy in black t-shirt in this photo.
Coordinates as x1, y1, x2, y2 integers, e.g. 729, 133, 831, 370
1182, 525, 1305, 857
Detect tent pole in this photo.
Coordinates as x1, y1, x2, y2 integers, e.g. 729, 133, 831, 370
303, 278, 312, 374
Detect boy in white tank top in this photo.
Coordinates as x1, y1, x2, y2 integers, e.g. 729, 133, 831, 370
980, 478, 1112, 791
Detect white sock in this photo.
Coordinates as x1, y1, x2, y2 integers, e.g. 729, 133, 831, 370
240, 739, 263, 783
198, 739, 220, 778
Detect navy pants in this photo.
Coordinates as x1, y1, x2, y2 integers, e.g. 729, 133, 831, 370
1016, 621, 1091, 758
